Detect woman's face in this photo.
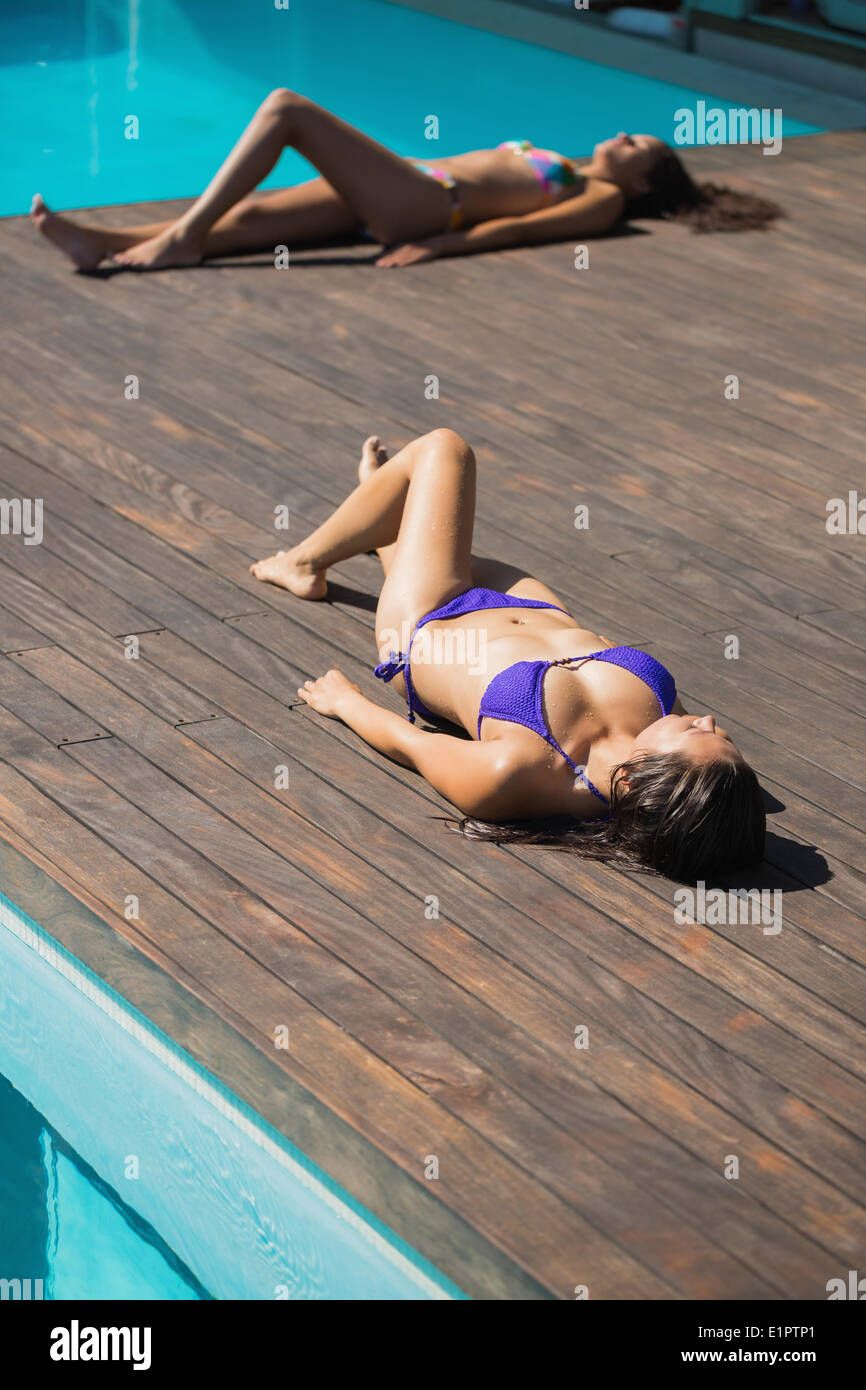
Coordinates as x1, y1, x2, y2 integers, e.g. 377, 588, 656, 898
629, 713, 742, 766
592, 132, 666, 193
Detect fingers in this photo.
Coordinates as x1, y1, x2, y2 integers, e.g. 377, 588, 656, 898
295, 671, 347, 700
376, 245, 423, 268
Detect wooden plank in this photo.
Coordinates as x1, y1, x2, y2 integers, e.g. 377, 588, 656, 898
0, 605, 52, 654
801, 608, 866, 652
0, 561, 220, 727
0, 654, 109, 746
693, 628, 866, 750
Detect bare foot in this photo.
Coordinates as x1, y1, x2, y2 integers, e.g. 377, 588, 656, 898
111, 223, 204, 271
358, 434, 388, 483
30, 195, 107, 271
249, 547, 328, 600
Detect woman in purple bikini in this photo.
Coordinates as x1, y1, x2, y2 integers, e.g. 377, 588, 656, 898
251, 429, 765, 881
32, 89, 779, 272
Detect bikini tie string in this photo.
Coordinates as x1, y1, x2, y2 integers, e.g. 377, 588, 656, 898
373, 651, 407, 683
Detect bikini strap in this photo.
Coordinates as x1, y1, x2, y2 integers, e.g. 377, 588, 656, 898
374, 612, 433, 722
544, 658, 610, 804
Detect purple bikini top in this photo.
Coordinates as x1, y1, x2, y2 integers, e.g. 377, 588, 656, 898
478, 646, 677, 805
372, 587, 677, 808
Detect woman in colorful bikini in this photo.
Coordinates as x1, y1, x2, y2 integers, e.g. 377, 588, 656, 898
250, 429, 766, 881
31, 88, 780, 271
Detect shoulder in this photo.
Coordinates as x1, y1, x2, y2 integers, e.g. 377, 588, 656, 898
550, 178, 625, 235
479, 729, 546, 788
579, 178, 626, 218
468, 730, 548, 816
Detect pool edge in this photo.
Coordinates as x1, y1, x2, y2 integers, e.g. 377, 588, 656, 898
384, 0, 866, 130
0, 824, 552, 1301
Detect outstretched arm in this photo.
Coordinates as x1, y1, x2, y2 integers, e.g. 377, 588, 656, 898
377, 183, 626, 266
296, 670, 521, 818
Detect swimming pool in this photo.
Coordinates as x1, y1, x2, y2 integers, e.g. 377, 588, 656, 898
0, 889, 462, 1300
0, 0, 820, 217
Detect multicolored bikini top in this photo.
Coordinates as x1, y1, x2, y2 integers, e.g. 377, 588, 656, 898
498, 139, 580, 201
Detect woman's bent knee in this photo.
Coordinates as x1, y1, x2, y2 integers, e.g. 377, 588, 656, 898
260, 87, 310, 125
422, 427, 474, 462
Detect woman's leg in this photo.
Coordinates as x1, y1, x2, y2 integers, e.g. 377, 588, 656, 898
375, 546, 570, 612
107, 88, 451, 270
374, 430, 476, 643
468, 556, 570, 611
31, 180, 358, 272
250, 429, 476, 638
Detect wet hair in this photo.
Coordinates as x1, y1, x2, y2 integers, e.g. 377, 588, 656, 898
624, 146, 783, 233
446, 752, 766, 882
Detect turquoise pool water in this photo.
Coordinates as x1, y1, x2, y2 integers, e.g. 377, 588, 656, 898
0, 890, 462, 1300
1, 0, 819, 217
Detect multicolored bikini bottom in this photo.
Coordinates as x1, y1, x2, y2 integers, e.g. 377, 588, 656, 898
412, 161, 464, 231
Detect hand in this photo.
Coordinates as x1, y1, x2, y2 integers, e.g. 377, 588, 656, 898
295, 669, 361, 719
375, 241, 437, 268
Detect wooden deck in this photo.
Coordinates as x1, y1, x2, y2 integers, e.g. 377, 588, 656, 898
0, 131, 864, 1300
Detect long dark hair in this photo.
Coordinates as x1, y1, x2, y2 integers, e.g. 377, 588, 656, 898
624, 146, 783, 233
447, 752, 766, 881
